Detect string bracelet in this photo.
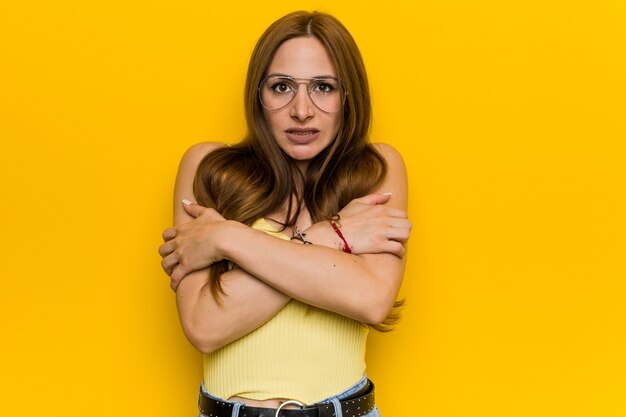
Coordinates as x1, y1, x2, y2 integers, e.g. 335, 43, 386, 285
328, 218, 352, 254
291, 229, 313, 245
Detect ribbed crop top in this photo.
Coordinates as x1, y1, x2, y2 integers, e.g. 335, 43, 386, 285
202, 218, 369, 404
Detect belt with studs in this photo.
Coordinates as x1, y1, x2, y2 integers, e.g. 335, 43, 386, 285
199, 379, 375, 417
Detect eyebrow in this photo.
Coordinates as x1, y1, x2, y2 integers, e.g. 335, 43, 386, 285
266, 72, 338, 80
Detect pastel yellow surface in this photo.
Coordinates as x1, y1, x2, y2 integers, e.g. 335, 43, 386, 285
1, 1, 624, 416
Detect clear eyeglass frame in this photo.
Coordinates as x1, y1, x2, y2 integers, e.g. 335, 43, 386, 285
258, 75, 345, 114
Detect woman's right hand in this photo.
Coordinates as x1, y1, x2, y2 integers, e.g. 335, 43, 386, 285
159, 201, 232, 290
305, 193, 412, 257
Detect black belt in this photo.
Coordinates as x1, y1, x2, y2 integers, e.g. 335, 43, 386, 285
199, 380, 376, 417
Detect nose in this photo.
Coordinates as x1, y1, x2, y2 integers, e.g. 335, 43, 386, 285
289, 85, 315, 121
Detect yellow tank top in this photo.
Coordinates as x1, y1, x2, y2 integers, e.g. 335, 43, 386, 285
203, 218, 368, 404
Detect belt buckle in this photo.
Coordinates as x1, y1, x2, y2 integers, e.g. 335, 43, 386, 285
275, 400, 305, 417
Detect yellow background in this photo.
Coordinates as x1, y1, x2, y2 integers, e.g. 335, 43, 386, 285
1, 0, 625, 415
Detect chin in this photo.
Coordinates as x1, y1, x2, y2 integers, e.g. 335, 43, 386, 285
287, 151, 318, 163
283, 145, 325, 162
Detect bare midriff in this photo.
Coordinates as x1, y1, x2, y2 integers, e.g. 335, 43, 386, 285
228, 396, 303, 409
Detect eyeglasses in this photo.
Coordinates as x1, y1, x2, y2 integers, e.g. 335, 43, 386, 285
258, 75, 343, 113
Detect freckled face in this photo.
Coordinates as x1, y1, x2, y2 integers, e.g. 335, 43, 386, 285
262, 37, 341, 168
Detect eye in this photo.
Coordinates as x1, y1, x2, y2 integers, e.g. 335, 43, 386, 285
312, 80, 337, 94
270, 80, 295, 95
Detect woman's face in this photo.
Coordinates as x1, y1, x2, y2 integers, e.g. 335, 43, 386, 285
262, 36, 341, 168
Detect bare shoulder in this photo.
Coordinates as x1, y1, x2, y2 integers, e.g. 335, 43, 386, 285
174, 142, 228, 218
179, 141, 228, 170
371, 142, 408, 208
373, 142, 405, 167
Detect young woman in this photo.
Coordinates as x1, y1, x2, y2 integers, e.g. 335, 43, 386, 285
158, 10, 411, 417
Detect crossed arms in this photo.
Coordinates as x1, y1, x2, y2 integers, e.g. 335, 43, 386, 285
158, 142, 411, 353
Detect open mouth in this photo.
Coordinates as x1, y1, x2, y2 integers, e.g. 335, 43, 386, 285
285, 128, 320, 143
285, 129, 319, 136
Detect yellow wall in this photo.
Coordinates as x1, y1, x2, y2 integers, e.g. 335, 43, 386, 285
1, 0, 625, 415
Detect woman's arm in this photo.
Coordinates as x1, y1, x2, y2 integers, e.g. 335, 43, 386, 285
216, 143, 409, 325
163, 142, 410, 327
164, 191, 406, 277
164, 143, 408, 353
176, 267, 291, 354
170, 143, 291, 354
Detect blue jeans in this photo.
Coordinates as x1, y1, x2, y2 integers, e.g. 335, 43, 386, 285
199, 374, 381, 417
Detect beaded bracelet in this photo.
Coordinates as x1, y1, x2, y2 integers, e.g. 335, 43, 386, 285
290, 229, 313, 245
328, 219, 352, 254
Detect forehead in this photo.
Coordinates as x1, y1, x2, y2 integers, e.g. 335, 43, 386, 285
267, 36, 336, 78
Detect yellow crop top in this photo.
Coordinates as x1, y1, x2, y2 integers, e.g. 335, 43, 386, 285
202, 218, 369, 404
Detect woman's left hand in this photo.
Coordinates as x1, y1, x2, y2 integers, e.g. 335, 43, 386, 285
158, 202, 228, 287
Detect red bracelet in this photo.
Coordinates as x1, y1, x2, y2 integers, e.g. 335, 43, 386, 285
329, 220, 352, 254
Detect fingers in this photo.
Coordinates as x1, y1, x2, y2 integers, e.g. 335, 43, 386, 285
353, 192, 392, 206
170, 269, 181, 292
159, 240, 198, 279
170, 264, 190, 290
182, 200, 227, 222
383, 218, 412, 242
158, 241, 178, 275
162, 227, 176, 241
158, 240, 175, 258
384, 228, 411, 243
165, 258, 192, 291
182, 199, 205, 218
383, 240, 406, 257
388, 218, 412, 231
348, 194, 408, 219
160, 252, 179, 276
354, 239, 405, 257
386, 207, 408, 218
